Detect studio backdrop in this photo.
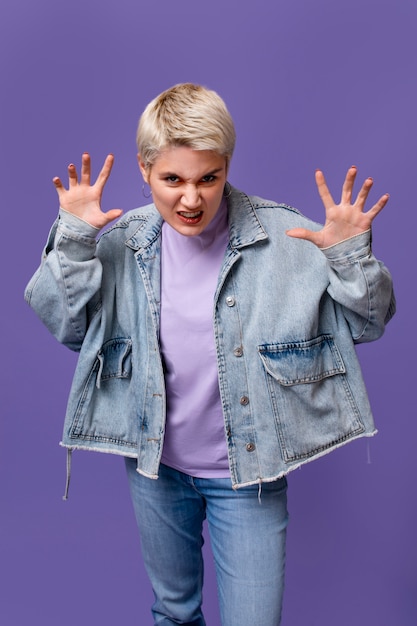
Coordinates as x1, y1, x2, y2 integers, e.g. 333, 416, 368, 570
1, 1, 414, 624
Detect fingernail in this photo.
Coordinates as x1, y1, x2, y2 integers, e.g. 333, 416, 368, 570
351, 165, 357, 169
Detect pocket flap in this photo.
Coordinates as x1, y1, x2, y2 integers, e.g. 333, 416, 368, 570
258, 335, 345, 386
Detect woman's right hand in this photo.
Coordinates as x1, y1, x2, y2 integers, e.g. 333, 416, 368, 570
53, 152, 123, 229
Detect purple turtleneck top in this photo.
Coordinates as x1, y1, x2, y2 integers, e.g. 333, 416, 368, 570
159, 199, 231, 477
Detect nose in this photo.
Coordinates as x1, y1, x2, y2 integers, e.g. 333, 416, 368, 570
181, 184, 201, 210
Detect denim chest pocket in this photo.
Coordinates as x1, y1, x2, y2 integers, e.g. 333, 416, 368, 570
69, 337, 137, 448
258, 335, 365, 462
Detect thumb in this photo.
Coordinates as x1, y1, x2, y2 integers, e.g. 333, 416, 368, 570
286, 227, 315, 241
103, 209, 123, 223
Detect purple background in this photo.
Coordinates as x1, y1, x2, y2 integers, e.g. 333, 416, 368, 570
1, 0, 415, 624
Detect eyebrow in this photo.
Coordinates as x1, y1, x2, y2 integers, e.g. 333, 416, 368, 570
158, 167, 224, 178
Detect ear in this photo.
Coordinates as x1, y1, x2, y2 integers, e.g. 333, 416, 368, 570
137, 154, 149, 183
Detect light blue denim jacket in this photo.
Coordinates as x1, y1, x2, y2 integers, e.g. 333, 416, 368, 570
25, 187, 395, 490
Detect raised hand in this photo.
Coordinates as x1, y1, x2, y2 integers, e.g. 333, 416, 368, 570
286, 166, 389, 248
53, 153, 123, 230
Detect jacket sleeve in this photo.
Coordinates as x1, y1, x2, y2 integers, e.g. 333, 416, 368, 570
24, 210, 103, 351
321, 229, 396, 343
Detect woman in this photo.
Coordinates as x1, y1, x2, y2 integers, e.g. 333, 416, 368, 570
25, 83, 395, 625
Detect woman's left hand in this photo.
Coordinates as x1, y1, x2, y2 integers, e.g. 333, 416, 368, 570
286, 166, 389, 248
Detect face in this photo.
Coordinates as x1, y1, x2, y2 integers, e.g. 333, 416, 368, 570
138, 146, 228, 236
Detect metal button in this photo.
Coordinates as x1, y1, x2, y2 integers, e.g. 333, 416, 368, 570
225, 296, 235, 307
240, 395, 249, 406
246, 442, 256, 452
233, 347, 243, 357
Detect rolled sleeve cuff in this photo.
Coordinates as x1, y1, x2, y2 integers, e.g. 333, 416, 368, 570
320, 229, 371, 263
58, 208, 101, 239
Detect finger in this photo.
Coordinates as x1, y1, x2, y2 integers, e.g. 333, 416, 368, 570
340, 165, 358, 204
52, 176, 64, 189
354, 176, 374, 208
366, 193, 390, 220
81, 152, 91, 185
315, 169, 335, 210
286, 227, 323, 246
52, 176, 67, 201
67, 163, 78, 187
104, 208, 123, 222
95, 153, 115, 188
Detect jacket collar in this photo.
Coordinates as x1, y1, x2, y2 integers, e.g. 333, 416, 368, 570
227, 186, 268, 249
125, 209, 163, 252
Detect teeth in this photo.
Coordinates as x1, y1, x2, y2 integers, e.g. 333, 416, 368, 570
178, 211, 202, 218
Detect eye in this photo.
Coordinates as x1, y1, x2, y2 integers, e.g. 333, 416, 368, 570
165, 175, 180, 183
201, 174, 216, 183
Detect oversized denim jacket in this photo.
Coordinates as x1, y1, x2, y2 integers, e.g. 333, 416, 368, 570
25, 187, 395, 490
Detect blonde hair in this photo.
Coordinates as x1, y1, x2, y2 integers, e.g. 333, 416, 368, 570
136, 83, 236, 170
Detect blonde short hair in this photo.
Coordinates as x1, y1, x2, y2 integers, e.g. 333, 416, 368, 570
136, 83, 236, 170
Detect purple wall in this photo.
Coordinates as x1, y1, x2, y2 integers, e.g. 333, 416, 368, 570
1, 0, 414, 624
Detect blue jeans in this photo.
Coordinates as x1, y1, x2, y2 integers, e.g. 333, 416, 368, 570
125, 460, 289, 626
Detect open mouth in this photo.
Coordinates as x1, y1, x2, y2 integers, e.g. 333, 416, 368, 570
177, 210, 203, 223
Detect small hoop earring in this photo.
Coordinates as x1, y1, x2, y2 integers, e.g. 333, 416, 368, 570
223, 181, 232, 198
142, 183, 152, 198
